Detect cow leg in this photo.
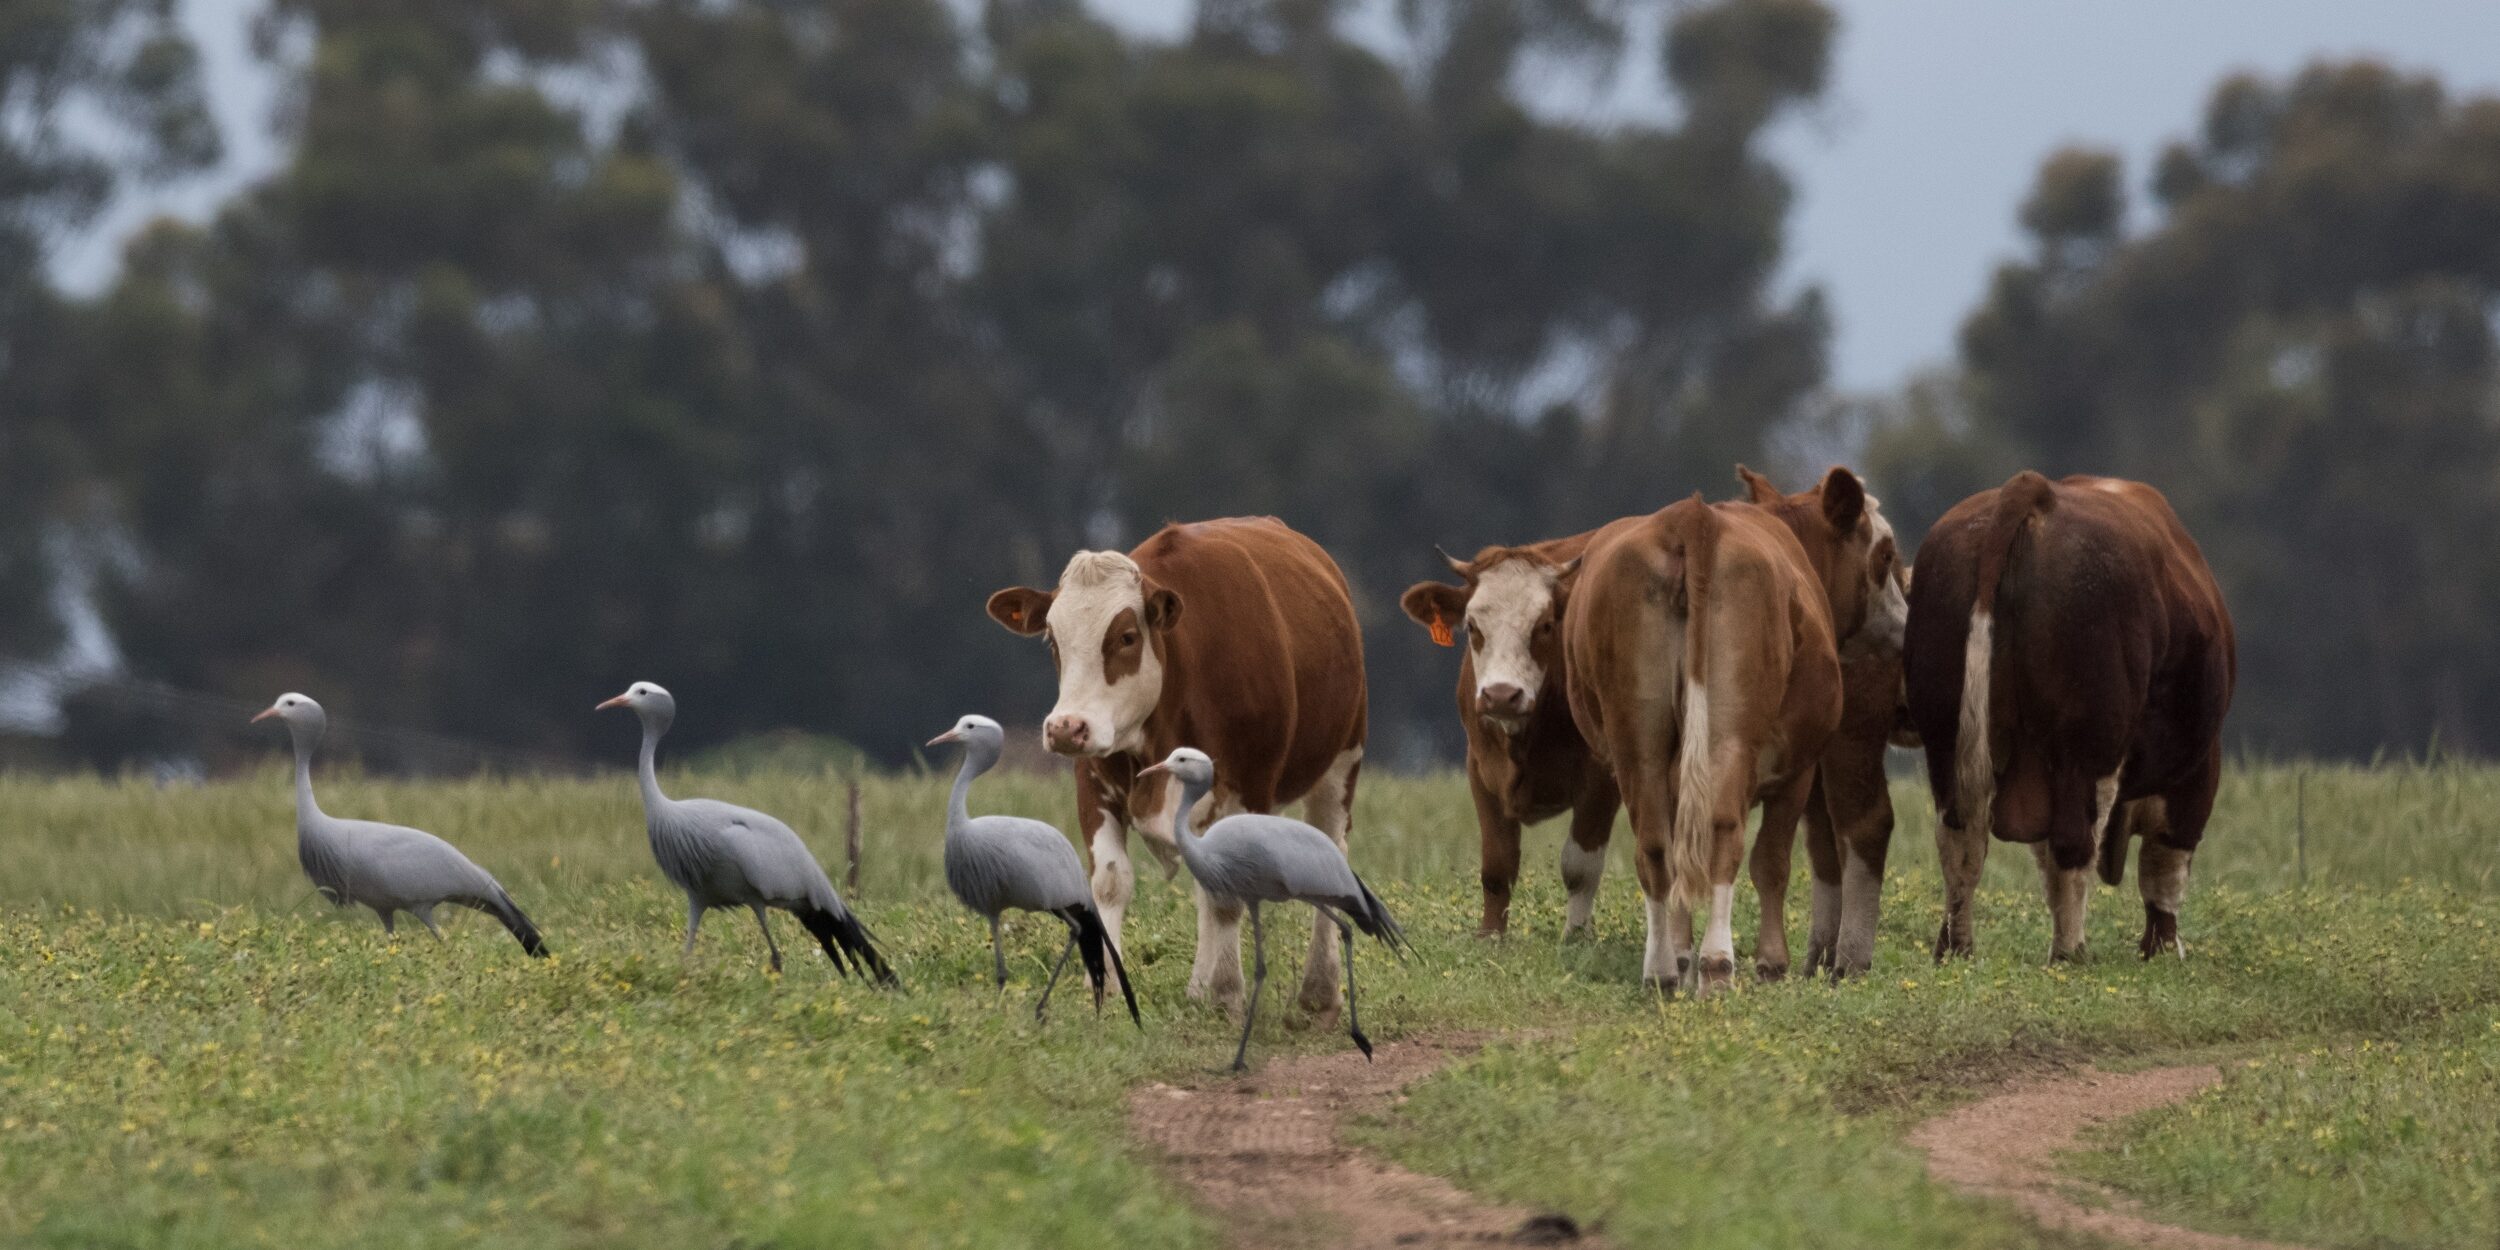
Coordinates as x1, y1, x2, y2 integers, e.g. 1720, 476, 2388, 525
1088, 811, 1135, 963
1818, 741, 1894, 978
1469, 768, 1523, 937
1296, 748, 1361, 1018
2128, 800, 2191, 959
2140, 747, 2219, 959
1692, 743, 1758, 998
1629, 779, 1680, 993
2035, 768, 2121, 962
1932, 812, 1988, 962
1747, 767, 1818, 983
1560, 779, 1619, 941
1799, 775, 1845, 977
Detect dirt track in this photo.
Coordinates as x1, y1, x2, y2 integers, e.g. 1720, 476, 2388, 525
1909, 1063, 2311, 1250
1127, 1035, 1598, 1248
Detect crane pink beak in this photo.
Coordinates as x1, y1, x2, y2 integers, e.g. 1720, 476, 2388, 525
250, 707, 280, 724
925, 730, 964, 748
595, 693, 632, 711
1137, 762, 1168, 779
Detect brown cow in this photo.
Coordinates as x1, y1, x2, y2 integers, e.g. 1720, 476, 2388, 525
1562, 492, 1849, 996
1730, 466, 1910, 979
1903, 472, 2235, 963
1399, 533, 1622, 938
986, 517, 1367, 1015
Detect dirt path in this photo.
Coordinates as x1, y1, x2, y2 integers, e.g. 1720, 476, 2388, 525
1910, 1063, 2311, 1250
1128, 1034, 1596, 1248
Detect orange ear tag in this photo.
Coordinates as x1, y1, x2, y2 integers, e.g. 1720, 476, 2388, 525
1429, 613, 1454, 648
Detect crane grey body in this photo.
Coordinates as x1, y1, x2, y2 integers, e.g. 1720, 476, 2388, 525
254, 694, 546, 955
1142, 747, 1407, 1071
599, 682, 896, 984
929, 716, 1140, 1025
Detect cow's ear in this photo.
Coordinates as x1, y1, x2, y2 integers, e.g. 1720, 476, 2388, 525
1399, 582, 1469, 647
986, 587, 1055, 636
1820, 466, 1867, 533
1142, 581, 1183, 631
1735, 464, 1783, 505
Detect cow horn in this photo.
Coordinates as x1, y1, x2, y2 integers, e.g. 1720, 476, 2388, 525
1434, 545, 1470, 578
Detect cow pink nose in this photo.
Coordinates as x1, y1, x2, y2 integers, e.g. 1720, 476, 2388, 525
1479, 683, 1530, 716
1044, 715, 1090, 754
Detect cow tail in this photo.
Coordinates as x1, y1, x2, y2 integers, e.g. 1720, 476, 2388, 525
1667, 497, 1723, 912
1957, 471, 2055, 844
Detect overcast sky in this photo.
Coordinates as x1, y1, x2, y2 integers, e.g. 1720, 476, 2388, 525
54, 0, 2500, 393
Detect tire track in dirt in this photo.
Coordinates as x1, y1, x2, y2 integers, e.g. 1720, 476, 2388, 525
1128, 1034, 1596, 1248
1910, 1063, 2313, 1250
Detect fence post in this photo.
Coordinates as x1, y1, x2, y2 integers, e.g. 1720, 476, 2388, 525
2295, 767, 2306, 891
845, 779, 863, 897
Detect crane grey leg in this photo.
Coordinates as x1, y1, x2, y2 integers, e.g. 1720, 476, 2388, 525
990, 915, 1009, 1001
1339, 917, 1371, 1061
749, 905, 783, 973
1035, 928, 1079, 1022
378, 909, 397, 936
683, 898, 705, 958
1231, 902, 1267, 1074
414, 906, 445, 941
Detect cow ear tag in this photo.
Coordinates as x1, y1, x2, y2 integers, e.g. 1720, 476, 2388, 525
1429, 612, 1455, 648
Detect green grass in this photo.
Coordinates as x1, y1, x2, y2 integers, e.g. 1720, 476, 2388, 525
2072, 1012, 2500, 1250
3, 761, 2497, 1248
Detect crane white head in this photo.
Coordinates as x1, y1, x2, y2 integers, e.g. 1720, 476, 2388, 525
1137, 746, 1214, 789
251, 692, 324, 729
926, 713, 1004, 750
596, 681, 675, 719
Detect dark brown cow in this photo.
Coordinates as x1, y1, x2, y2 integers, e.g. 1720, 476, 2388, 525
1399, 532, 1621, 938
1562, 494, 1846, 996
987, 517, 1367, 1015
1903, 472, 2235, 962
1730, 466, 1910, 979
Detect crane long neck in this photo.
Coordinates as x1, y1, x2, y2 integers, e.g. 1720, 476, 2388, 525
944, 745, 994, 836
637, 715, 670, 811
1170, 774, 1214, 876
290, 724, 324, 825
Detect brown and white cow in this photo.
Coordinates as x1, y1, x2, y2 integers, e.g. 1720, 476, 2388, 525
1903, 472, 2235, 963
986, 516, 1368, 1015
1399, 533, 1622, 938
1562, 493, 1847, 996
1730, 466, 1910, 979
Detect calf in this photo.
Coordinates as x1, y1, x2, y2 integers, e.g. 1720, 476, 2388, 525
1562, 493, 1845, 996
1903, 472, 2235, 962
1400, 534, 1621, 938
1730, 466, 1910, 978
987, 517, 1368, 1015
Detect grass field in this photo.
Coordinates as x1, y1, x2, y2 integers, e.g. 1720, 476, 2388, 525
4, 759, 2497, 1249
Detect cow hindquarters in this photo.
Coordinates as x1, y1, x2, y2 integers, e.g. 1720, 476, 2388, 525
1295, 748, 1362, 1017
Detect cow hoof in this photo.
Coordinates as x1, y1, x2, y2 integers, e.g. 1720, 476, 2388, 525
1676, 953, 1693, 979
2049, 943, 2090, 965
1803, 942, 1836, 977
1641, 974, 1679, 997
1559, 924, 1595, 945
1697, 955, 1736, 996
1932, 924, 1973, 962
2139, 905, 2181, 960
1474, 925, 1508, 940
1755, 960, 1787, 983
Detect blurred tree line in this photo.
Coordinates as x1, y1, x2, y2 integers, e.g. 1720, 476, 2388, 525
3, 0, 2494, 768
7, 0, 1834, 769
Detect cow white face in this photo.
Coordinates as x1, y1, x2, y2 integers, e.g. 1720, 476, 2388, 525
1858, 505, 1909, 654
1464, 559, 1567, 727
987, 551, 1179, 758
1401, 549, 1577, 731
